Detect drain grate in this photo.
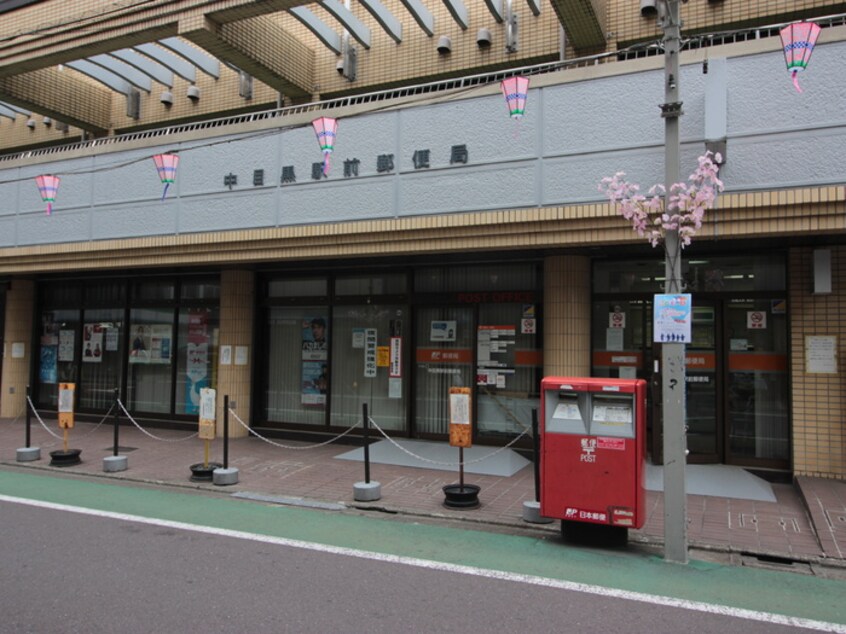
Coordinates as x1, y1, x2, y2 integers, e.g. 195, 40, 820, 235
740, 552, 813, 575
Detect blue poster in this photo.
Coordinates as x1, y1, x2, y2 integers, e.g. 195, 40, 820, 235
40, 346, 58, 384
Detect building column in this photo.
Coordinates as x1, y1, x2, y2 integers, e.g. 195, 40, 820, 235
543, 255, 591, 377
217, 269, 255, 438
1, 279, 34, 418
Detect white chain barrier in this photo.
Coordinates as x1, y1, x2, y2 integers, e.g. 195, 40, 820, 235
117, 399, 198, 442
368, 416, 529, 468
229, 407, 360, 450
25, 395, 63, 440
74, 402, 116, 439
24, 396, 117, 442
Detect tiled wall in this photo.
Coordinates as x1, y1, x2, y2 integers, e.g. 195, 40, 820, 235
0, 279, 34, 418
790, 246, 846, 479
4, 0, 843, 143
544, 255, 591, 376
609, 0, 843, 47
217, 269, 255, 438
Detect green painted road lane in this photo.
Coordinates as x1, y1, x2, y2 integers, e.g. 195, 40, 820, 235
1, 468, 844, 627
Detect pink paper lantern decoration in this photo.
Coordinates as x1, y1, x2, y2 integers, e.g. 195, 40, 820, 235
152, 153, 179, 200
35, 174, 60, 215
779, 21, 822, 93
311, 117, 338, 176
500, 76, 529, 119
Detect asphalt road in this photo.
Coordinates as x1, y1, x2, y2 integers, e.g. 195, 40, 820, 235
1, 469, 844, 633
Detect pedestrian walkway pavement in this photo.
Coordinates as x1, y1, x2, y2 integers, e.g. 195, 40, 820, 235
2, 412, 845, 575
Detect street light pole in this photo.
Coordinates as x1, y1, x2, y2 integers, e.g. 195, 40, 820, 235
659, 0, 688, 564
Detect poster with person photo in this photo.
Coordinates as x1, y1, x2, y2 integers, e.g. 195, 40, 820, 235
301, 361, 328, 405
301, 317, 328, 360
301, 316, 328, 405
82, 324, 104, 363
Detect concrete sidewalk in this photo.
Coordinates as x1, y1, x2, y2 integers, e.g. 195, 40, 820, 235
2, 415, 845, 574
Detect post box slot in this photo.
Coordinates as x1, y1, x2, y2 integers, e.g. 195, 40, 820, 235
590, 394, 635, 438
545, 390, 589, 434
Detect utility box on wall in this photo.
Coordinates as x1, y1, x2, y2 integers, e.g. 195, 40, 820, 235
540, 377, 647, 532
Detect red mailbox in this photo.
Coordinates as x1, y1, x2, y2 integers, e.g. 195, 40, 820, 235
540, 377, 647, 533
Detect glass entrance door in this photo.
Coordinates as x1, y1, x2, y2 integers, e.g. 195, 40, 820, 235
724, 299, 789, 466
415, 306, 475, 437
686, 302, 719, 461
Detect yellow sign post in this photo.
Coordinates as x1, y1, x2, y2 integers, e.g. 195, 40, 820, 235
58, 383, 75, 452
443, 387, 480, 508
448, 387, 472, 448
50, 383, 82, 466
198, 388, 217, 467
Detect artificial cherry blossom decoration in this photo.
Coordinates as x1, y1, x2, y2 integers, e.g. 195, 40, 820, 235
598, 152, 724, 249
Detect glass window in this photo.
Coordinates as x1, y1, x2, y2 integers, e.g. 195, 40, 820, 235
590, 300, 651, 380
84, 281, 125, 306
40, 281, 81, 306
416, 263, 538, 293
476, 303, 541, 437
593, 254, 786, 294
335, 273, 406, 296
415, 306, 475, 435
175, 307, 219, 415
268, 278, 328, 298
330, 305, 405, 431
133, 280, 176, 302
180, 279, 220, 301
79, 309, 124, 410
265, 306, 328, 425
127, 308, 174, 413
37, 309, 79, 408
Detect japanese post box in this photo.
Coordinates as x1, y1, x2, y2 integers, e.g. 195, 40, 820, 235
540, 377, 647, 530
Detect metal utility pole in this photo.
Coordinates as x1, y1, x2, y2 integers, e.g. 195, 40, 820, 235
659, 0, 688, 564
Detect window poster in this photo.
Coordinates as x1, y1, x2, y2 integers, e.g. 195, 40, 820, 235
39, 346, 57, 384
58, 329, 75, 362
105, 328, 119, 352
302, 316, 329, 405
430, 321, 456, 342
185, 309, 210, 415
302, 317, 328, 360
129, 324, 172, 364
82, 324, 104, 363
302, 361, 328, 405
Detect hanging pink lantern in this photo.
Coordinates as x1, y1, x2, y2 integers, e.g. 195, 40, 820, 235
152, 153, 179, 200
312, 117, 338, 176
779, 21, 821, 93
500, 76, 529, 119
35, 174, 60, 215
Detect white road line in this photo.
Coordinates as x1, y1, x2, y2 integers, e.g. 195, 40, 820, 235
2, 494, 843, 633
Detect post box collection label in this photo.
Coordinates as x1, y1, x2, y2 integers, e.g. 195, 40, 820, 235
597, 437, 626, 450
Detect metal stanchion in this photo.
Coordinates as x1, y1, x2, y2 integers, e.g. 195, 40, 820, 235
16, 386, 41, 462
213, 395, 239, 485
353, 402, 381, 501
104, 388, 128, 472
